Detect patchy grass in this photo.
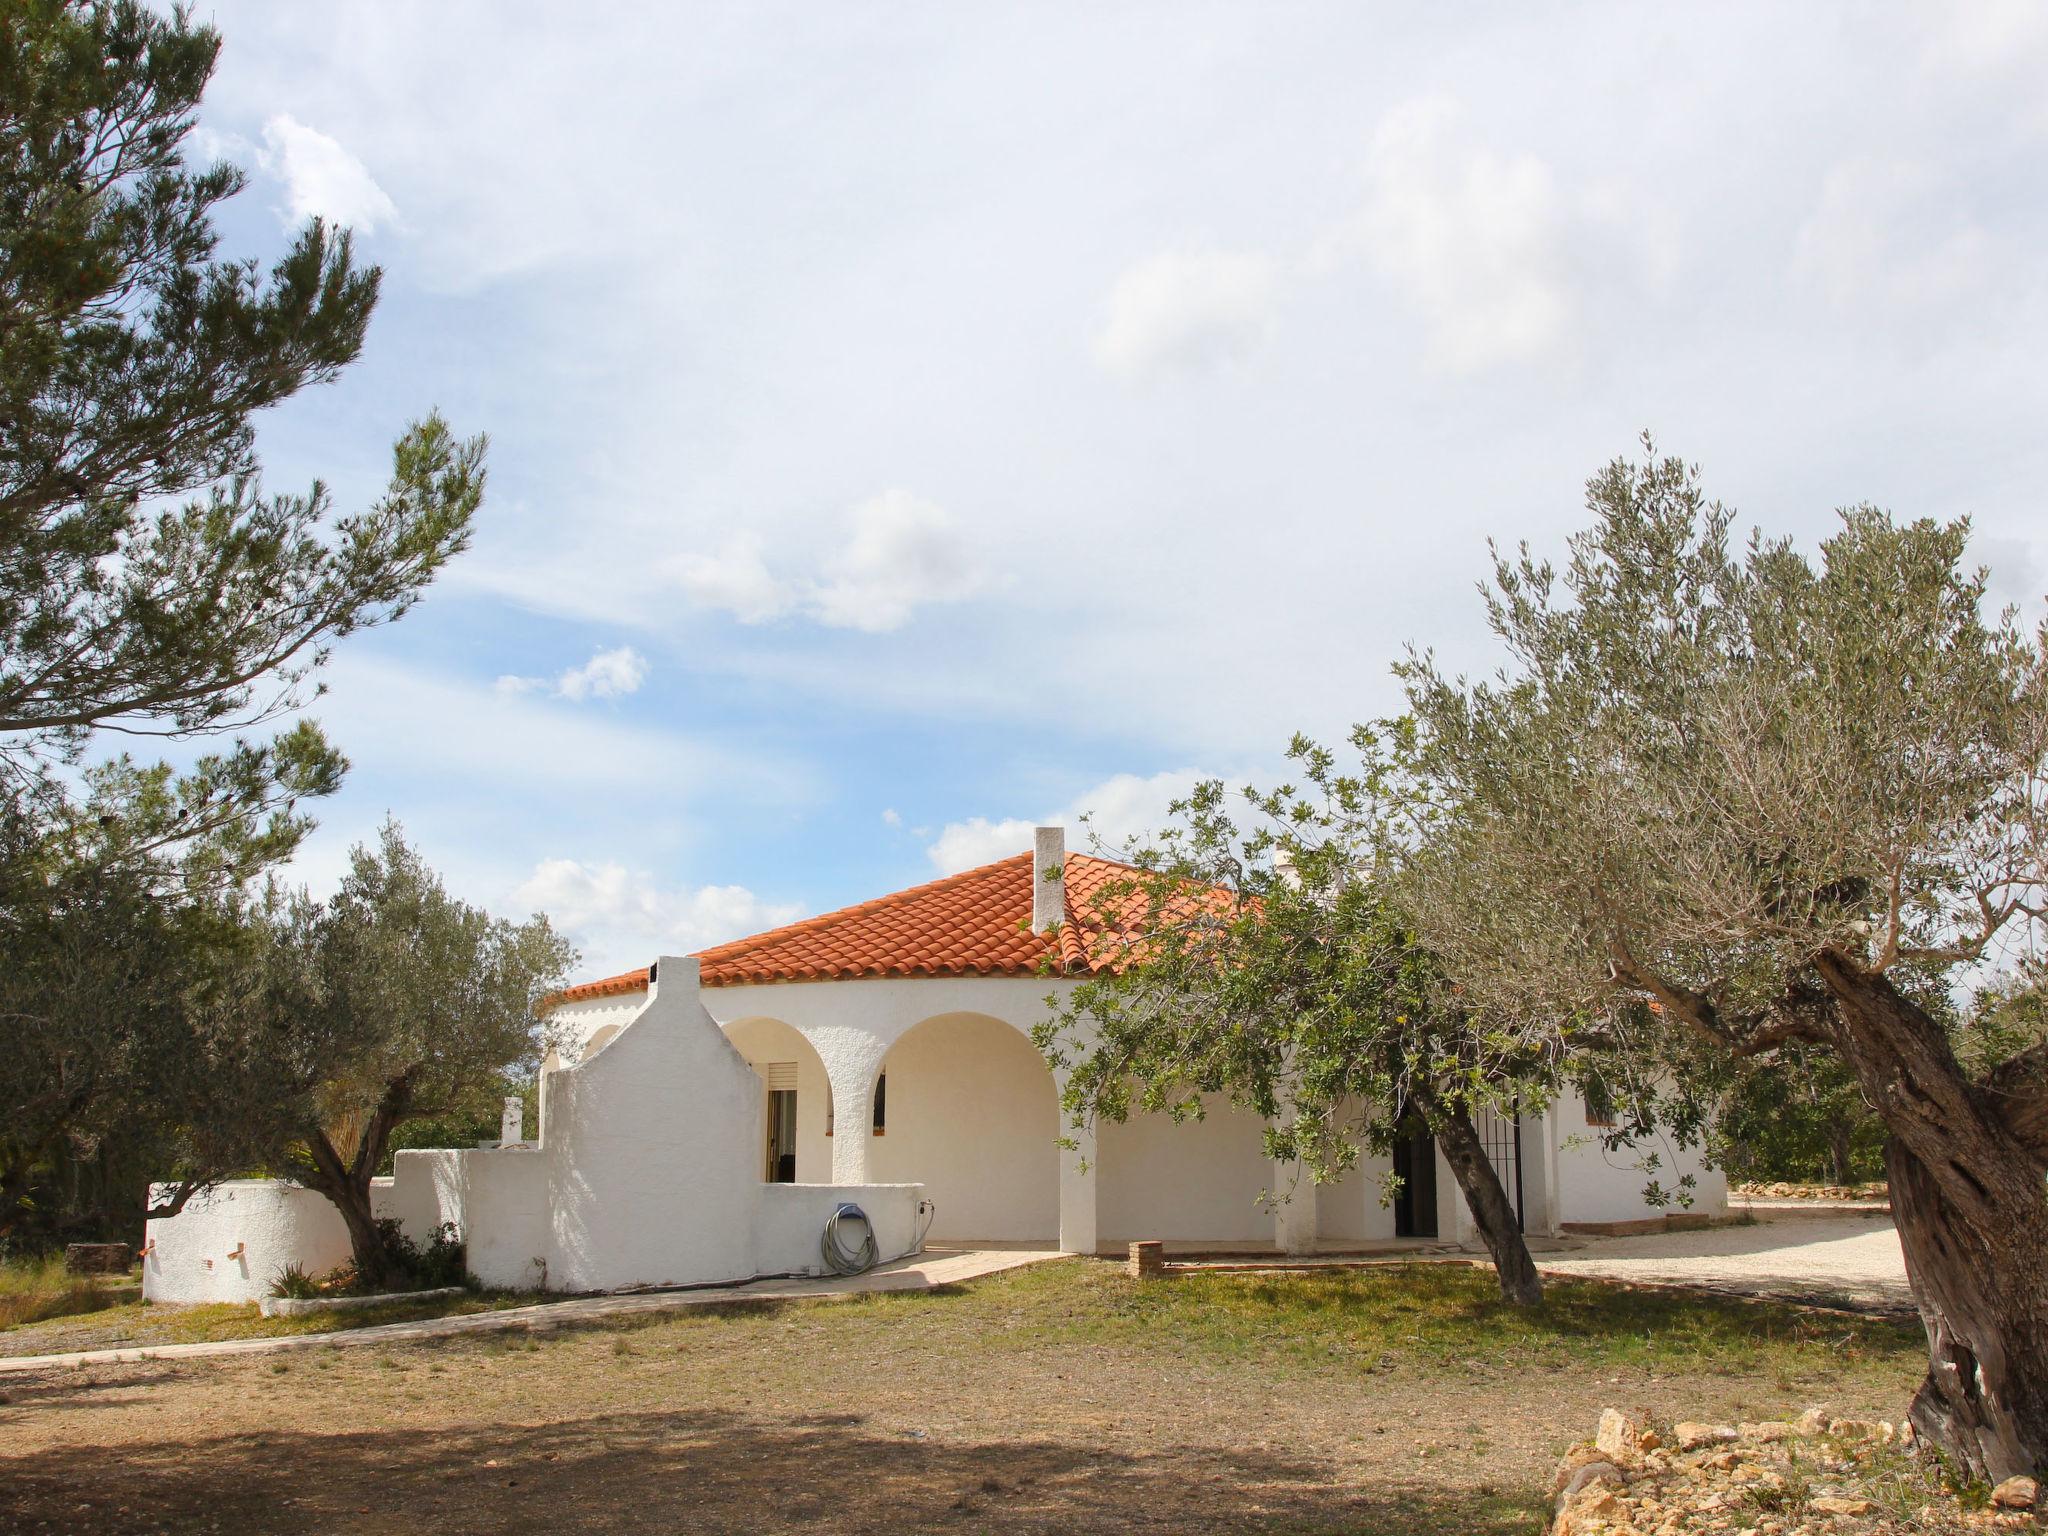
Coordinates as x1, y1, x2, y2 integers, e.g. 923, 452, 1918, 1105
0, 1285, 541, 1358
943, 1260, 1914, 1385
0, 1253, 135, 1331
0, 1258, 1928, 1535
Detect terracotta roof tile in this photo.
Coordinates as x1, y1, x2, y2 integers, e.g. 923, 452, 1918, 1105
544, 850, 1174, 1004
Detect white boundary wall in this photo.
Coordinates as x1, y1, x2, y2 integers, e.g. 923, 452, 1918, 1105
142, 1180, 394, 1305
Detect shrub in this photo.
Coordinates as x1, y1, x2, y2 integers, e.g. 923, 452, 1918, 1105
321, 1220, 468, 1295
268, 1263, 321, 1300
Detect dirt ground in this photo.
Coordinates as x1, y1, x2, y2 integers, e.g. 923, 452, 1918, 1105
0, 1260, 1924, 1536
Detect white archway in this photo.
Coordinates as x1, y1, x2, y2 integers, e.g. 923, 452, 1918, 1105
868, 1011, 1059, 1242
725, 1016, 834, 1184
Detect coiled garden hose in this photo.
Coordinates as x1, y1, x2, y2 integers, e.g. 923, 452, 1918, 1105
821, 1202, 879, 1275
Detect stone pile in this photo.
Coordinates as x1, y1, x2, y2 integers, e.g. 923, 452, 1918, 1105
1731, 1182, 1888, 1203
1548, 1407, 2040, 1534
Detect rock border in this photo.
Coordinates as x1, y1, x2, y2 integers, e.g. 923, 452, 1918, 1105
257, 1285, 465, 1319
1548, 1407, 2039, 1534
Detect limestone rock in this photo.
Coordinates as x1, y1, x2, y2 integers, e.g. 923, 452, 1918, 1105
1991, 1475, 2038, 1510
1794, 1406, 1830, 1436
1560, 1460, 1626, 1502
1674, 1421, 1739, 1451
1552, 1443, 1612, 1495
1597, 1409, 1640, 1462
1809, 1494, 1873, 1516
1739, 1420, 1795, 1442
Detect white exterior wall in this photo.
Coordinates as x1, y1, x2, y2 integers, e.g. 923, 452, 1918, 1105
542, 959, 777, 1291
549, 992, 647, 1061
1096, 1104, 1276, 1246
754, 1183, 925, 1274
1551, 1087, 1728, 1225
142, 1181, 356, 1305
868, 1012, 1059, 1241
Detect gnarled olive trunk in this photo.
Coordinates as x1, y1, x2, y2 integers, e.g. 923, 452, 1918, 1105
1412, 1081, 1544, 1307
294, 1071, 417, 1290
1814, 952, 2048, 1482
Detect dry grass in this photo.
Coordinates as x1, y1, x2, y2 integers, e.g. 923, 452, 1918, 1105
0, 1253, 133, 1331
0, 1259, 1928, 1535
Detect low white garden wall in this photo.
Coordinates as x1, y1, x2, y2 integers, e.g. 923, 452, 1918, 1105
141, 1180, 391, 1305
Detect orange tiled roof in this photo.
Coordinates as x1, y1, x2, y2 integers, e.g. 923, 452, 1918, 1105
545, 851, 1185, 1003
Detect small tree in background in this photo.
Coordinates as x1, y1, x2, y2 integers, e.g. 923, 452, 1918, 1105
1038, 727, 1555, 1306
1403, 442, 2048, 1479
221, 825, 575, 1289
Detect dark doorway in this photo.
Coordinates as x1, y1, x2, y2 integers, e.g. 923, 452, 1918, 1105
767, 1088, 797, 1183
1392, 1123, 1438, 1238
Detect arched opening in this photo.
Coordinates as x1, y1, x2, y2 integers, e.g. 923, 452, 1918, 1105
869, 1012, 1059, 1242
725, 1017, 833, 1183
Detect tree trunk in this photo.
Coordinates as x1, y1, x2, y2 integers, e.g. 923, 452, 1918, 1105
1813, 952, 2048, 1482
296, 1072, 417, 1290
1416, 1084, 1544, 1306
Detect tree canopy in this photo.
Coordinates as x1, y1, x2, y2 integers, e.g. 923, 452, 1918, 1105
1401, 441, 2048, 1480
212, 824, 574, 1286
0, 0, 488, 1245
1039, 727, 1558, 1304
0, 0, 482, 783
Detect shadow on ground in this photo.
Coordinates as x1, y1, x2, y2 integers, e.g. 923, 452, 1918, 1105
0, 1403, 1545, 1536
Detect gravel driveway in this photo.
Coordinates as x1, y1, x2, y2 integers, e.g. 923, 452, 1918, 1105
1539, 1211, 1912, 1315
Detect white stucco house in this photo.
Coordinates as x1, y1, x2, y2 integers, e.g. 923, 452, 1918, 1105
141, 826, 1721, 1303
543, 826, 1724, 1258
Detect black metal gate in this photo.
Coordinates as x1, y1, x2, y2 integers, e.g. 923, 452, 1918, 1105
1473, 1105, 1525, 1231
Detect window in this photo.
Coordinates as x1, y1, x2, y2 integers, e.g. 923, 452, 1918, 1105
872, 1072, 887, 1135
1583, 1077, 1617, 1128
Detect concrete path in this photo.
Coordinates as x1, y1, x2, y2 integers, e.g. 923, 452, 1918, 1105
0, 1247, 1064, 1376
1536, 1212, 1911, 1314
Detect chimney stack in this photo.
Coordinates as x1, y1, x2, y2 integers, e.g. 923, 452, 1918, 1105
1033, 825, 1066, 932
500, 1096, 524, 1146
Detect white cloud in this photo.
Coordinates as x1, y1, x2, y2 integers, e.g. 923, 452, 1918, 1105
1320, 97, 1570, 375
925, 815, 1038, 875
880, 807, 902, 827
497, 645, 648, 703
674, 537, 793, 624
673, 490, 979, 634
258, 114, 398, 234
1091, 247, 1282, 382
925, 768, 1209, 875
516, 858, 801, 973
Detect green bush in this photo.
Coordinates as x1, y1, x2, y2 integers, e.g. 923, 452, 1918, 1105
268, 1262, 321, 1300
323, 1220, 468, 1295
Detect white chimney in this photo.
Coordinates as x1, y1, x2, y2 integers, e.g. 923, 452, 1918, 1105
500, 1096, 524, 1146
1033, 825, 1066, 932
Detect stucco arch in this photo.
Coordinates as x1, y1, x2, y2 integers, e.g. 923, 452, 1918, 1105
724, 1016, 834, 1183
868, 1010, 1060, 1242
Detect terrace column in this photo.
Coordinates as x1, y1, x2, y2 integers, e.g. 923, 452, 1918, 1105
813, 1028, 890, 1186
1272, 1155, 1319, 1254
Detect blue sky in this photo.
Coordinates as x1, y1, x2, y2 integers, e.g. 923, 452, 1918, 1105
168, 2, 2048, 977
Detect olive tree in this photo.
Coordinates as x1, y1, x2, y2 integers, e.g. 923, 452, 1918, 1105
222, 825, 575, 1288
1403, 443, 2048, 1479
1037, 729, 1554, 1305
